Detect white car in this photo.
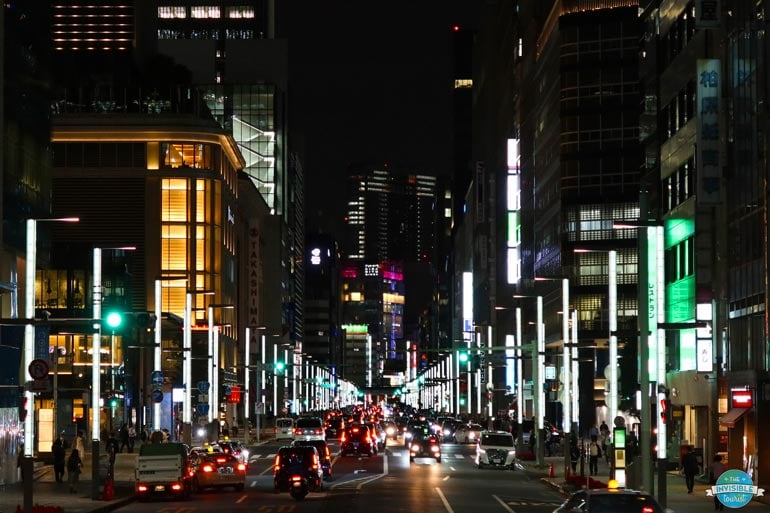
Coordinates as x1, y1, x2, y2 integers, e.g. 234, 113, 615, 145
455, 423, 483, 443
275, 418, 295, 441
294, 416, 326, 441
476, 431, 516, 469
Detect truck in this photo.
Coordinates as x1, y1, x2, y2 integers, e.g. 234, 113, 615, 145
135, 442, 192, 500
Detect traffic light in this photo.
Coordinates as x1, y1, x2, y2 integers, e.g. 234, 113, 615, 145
274, 360, 286, 374
471, 354, 481, 371
459, 397, 466, 406
109, 396, 118, 408
458, 350, 469, 364
420, 353, 428, 369
105, 311, 123, 330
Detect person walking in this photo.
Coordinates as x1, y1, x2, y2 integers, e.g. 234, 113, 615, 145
682, 446, 700, 493
588, 435, 601, 476
118, 423, 130, 453
570, 439, 580, 474
73, 430, 85, 456
710, 454, 727, 510
52, 433, 67, 483
128, 424, 137, 452
66, 448, 83, 493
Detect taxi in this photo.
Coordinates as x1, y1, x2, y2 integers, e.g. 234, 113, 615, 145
552, 480, 670, 513
190, 446, 246, 492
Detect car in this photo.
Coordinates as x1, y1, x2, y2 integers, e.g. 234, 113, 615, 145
364, 422, 385, 451
190, 450, 246, 492
340, 424, 377, 456
217, 438, 249, 467
325, 417, 345, 439
404, 420, 431, 447
552, 484, 671, 513
455, 423, 484, 443
273, 445, 324, 493
294, 416, 326, 441
275, 418, 295, 441
292, 439, 333, 479
382, 420, 399, 440
476, 431, 516, 469
408, 426, 441, 463
440, 419, 462, 442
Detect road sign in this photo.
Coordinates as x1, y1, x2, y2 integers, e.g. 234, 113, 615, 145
224, 385, 232, 396
198, 394, 209, 403
151, 370, 164, 385
196, 404, 209, 415
151, 388, 164, 403
28, 359, 49, 380
197, 381, 210, 394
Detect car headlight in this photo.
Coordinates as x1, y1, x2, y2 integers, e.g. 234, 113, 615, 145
508, 450, 516, 455
443, 429, 451, 436
468, 432, 476, 440
196, 427, 206, 437
386, 427, 395, 435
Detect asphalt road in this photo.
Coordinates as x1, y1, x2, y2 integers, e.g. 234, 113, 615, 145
112, 437, 565, 513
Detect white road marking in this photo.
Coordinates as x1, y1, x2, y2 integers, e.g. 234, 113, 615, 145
443, 475, 450, 481
250, 480, 257, 487
449, 466, 456, 471
455, 454, 464, 459
492, 494, 516, 513
435, 487, 455, 513
235, 495, 247, 504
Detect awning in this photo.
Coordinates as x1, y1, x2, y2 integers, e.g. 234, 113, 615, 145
719, 408, 749, 428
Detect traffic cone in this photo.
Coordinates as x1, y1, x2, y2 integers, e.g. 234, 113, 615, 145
549, 463, 555, 478
102, 478, 114, 500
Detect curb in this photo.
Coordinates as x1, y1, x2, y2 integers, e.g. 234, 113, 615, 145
85, 495, 136, 513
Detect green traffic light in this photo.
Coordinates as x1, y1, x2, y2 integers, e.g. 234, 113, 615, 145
275, 361, 286, 373
109, 398, 118, 408
459, 397, 467, 406
458, 351, 469, 363
106, 311, 122, 329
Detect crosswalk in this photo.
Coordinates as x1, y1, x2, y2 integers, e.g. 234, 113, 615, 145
248, 452, 472, 461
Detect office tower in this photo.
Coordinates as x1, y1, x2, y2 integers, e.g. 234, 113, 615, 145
304, 233, 341, 365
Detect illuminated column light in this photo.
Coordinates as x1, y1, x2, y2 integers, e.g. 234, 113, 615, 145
506, 138, 522, 284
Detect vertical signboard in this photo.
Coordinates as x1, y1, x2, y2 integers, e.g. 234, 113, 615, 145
696, 59, 721, 204
506, 138, 522, 284
248, 222, 261, 327
463, 272, 473, 343
647, 226, 659, 382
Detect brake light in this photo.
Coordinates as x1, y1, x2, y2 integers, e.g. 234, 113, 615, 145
290, 475, 302, 482
201, 464, 214, 473
171, 482, 182, 491
137, 484, 148, 492
641, 507, 654, 513
216, 457, 226, 463
316, 429, 323, 434
295, 428, 302, 435
341, 433, 346, 442
237, 463, 246, 471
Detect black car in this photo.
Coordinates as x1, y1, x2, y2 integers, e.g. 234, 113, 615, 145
552, 486, 668, 513
292, 439, 332, 479
340, 424, 376, 456
408, 427, 441, 463
404, 420, 431, 447
325, 417, 345, 439
440, 419, 462, 442
273, 446, 324, 493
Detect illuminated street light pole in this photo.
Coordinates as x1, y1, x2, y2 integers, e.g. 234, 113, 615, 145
183, 292, 192, 441
515, 294, 544, 466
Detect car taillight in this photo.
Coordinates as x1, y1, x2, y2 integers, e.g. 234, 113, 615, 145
411, 444, 420, 451
295, 428, 302, 435
316, 429, 323, 434
237, 463, 246, 471
431, 445, 440, 452
137, 484, 148, 492
171, 482, 182, 491
216, 457, 226, 463
641, 507, 654, 513
202, 464, 214, 473
290, 475, 302, 482
341, 433, 346, 442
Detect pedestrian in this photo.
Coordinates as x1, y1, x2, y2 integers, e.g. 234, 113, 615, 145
588, 435, 601, 476
710, 454, 727, 511
682, 446, 700, 493
232, 423, 239, 438
52, 433, 67, 483
106, 431, 120, 458
118, 423, 130, 452
74, 430, 85, 456
66, 448, 83, 493
570, 439, 580, 474
128, 424, 137, 452
16, 444, 26, 482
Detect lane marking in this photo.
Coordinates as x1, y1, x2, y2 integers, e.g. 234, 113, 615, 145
235, 495, 247, 504
449, 466, 456, 471
455, 454, 464, 459
492, 494, 516, 513
258, 464, 274, 476
435, 487, 455, 513
443, 475, 450, 481
250, 480, 257, 487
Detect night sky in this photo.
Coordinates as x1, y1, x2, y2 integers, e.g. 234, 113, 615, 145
287, 1, 479, 240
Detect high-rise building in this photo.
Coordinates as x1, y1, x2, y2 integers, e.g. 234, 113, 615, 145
304, 233, 340, 365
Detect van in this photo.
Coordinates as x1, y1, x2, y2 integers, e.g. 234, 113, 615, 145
275, 418, 295, 441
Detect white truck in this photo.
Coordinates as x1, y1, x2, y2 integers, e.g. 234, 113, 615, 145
135, 442, 192, 500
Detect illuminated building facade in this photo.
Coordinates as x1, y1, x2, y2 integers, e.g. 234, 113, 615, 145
47, 105, 244, 433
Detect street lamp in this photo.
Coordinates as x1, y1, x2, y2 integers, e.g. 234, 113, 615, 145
514, 294, 544, 466
22, 217, 78, 513
93, 244, 134, 500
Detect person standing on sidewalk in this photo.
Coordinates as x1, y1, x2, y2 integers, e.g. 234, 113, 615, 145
682, 446, 700, 493
710, 454, 727, 511
52, 433, 67, 482
66, 448, 83, 493
588, 435, 601, 476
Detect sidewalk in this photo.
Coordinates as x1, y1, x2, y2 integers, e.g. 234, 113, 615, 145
0, 452, 136, 513
521, 455, 770, 513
